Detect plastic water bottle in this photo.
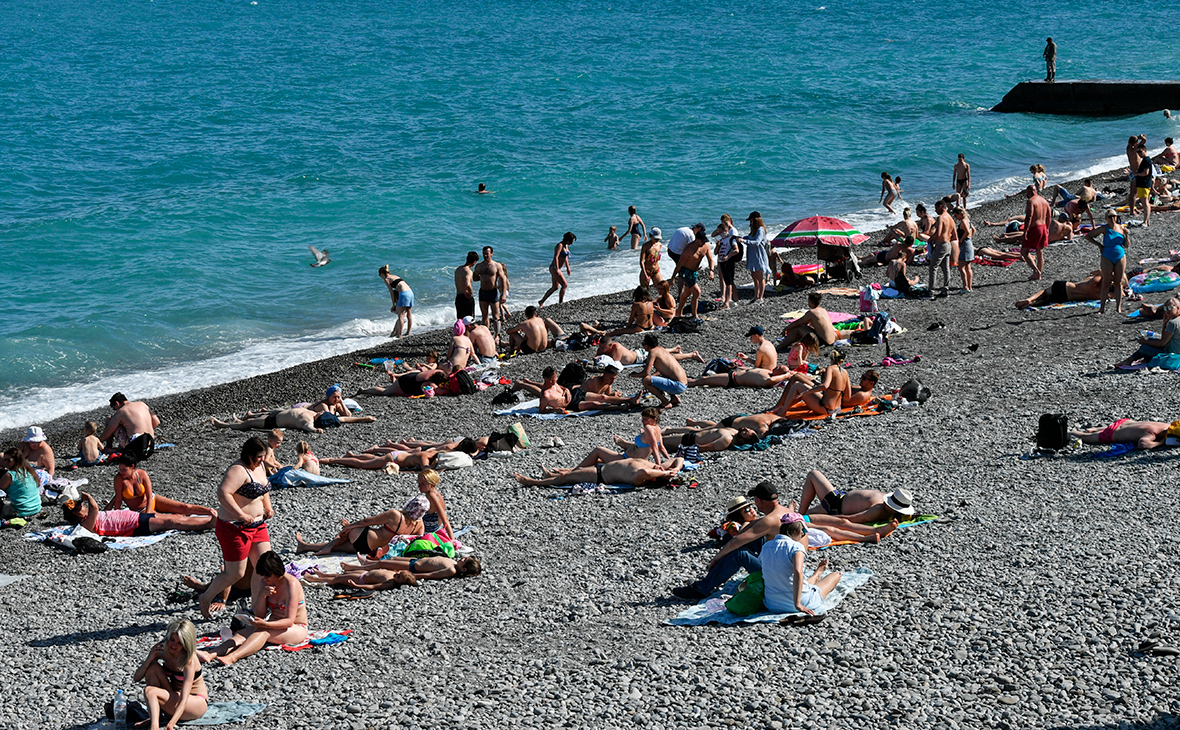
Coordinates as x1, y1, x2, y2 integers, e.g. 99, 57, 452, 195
113, 689, 127, 730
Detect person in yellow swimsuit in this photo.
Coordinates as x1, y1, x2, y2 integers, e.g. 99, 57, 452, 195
105, 456, 217, 517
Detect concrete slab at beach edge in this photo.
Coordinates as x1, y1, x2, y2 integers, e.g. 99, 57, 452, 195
992, 80, 1180, 116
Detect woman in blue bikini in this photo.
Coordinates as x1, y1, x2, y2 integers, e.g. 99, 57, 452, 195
576, 408, 670, 467
1084, 211, 1129, 314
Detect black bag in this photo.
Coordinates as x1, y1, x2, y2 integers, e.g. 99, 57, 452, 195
899, 378, 931, 404
670, 317, 701, 334
697, 299, 719, 314
852, 312, 894, 345
73, 536, 108, 554
105, 698, 153, 727
702, 358, 738, 376
557, 362, 587, 389
124, 433, 155, 462
451, 370, 477, 395
1036, 413, 1069, 450
491, 388, 521, 406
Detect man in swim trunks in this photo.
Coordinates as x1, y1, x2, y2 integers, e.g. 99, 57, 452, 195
953, 154, 971, 204
630, 333, 689, 408
741, 325, 779, 370
685, 411, 786, 437
210, 407, 375, 433
513, 457, 684, 487
660, 426, 762, 452
454, 251, 478, 320
507, 306, 553, 355
795, 470, 916, 524
474, 246, 509, 336
781, 292, 838, 346
671, 229, 714, 319
1021, 185, 1051, 281
101, 392, 161, 450
1069, 420, 1173, 450
1014, 270, 1128, 309
464, 319, 499, 362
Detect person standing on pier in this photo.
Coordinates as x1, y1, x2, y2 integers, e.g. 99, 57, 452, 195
1043, 38, 1056, 82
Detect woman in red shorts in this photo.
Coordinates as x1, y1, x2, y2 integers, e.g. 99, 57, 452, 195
200, 437, 274, 618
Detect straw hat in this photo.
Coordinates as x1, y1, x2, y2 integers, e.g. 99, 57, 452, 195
885, 488, 917, 516
724, 496, 754, 520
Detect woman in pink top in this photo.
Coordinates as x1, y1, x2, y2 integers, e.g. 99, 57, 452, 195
63, 492, 215, 536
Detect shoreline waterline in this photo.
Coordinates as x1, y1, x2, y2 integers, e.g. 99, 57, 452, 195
0, 156, 1136, 433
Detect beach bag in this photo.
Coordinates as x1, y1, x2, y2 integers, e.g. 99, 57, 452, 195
859, 286, 879, 313
123, 433, 155, 462
491, 387, 521, 406
724, 571, 766, 616
557, 362, 587, 389
899, 378, 931, 404
670, 317, 701, 334
451, 370, 477, 395
403, 532, 457, 559
702, 358, 738, 376
487, 430, 522, 453
1036, 414, 1069, 450
434, 451, 474, 471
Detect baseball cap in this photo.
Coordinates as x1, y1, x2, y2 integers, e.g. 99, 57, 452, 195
746, 480, 778, 501
746, 326, 764, 337
649, 227, 662, 240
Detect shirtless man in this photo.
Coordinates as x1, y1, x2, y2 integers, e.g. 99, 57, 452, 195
513, 457, 684, 487
19, 427, 54, 477
454, 251, 478, 320
605, 286, 672, 337
914, 203, 934, 242
582, 365, 623, 396
925, 199, 956, 296
781, 292, 838, 346
771, 370, 877, 416
507, 306, 556, 355
1069, 420, 1174, 451
101, 393, 161, 450
993, 216, 1072, 247
465, 319, 499, 362
1013, 270, 1128, 310
1019, 185, 1052, 281
742, 326, 778, 370
672, 230, 715, 319
687, 364, 794, 390
514, 366, 638, 413
660, 426, 762, 452
474, 246, 509, 335
630, 333, 688, 408
861, 211, 918, 267
597, 336, 644, 366
211, 407, 375, 434
953, 153, 971, 204
797, 469, 917, 524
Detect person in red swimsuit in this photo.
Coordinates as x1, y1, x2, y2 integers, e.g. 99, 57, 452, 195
1020, 185, 1052, 281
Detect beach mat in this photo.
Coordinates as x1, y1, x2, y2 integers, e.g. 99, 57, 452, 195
815, 287, 860, 297
776, 395, 893, 422
81, 702, 266, 728
1029, 300, 1101, 312
815, 514, 941, 549
972, 256, 1017, 267
494, 398, 601, 419
665, 567, 873, 626
24, 524, 180, 552
197, 629, 352, 653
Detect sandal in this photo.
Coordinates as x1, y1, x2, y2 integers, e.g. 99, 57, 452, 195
780, 613, 826, 626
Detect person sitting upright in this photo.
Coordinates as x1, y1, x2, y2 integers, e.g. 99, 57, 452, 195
101, 392, 161, 451
1113, 298, 1180, 368
19, 426, 54, 478
133, 619, 209, 729
78, 421, 104, 466
761, 520, 841, 616
1, 448, 43, 522
106, 455, 216, 517
796, 469, 917, 524
781, 292, 838, 346
196, 551, 308, 667
580, 408, 672, 466
506, 306, 564, 355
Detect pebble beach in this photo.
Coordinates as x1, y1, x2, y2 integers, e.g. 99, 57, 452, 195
4, 167, 1180, 730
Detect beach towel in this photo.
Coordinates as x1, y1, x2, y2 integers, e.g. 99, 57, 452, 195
81, 702, 266, 729
814, 514, 941, 549
730, 435, 783, 452
269, 466, 351, 489
815, 287, 861, 297
24, 524, 179, 551
780, 310, 858, 324
494, 398, 602, 419
197, 629, 352, 653
665, 567, 872, 626
776, 395, 894, 422
0, 574, 28, 590
1091, 442, 1137, 459
972, 256, 1017, 267
1029, 300, 1101, 311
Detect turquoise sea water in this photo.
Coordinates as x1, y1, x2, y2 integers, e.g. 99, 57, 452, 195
3, 0, 1179, 430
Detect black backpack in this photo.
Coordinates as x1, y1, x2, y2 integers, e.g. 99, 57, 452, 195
450, 370, 477, 395
899, 379, 931, 404
491, 387, 520, 406
1036, 414, 1069, 450
557, 362, 587, 389
670, 317, 701, 334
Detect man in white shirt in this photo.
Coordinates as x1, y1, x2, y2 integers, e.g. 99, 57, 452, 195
761, 519, 843, 615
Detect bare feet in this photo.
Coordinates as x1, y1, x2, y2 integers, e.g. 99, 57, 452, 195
294, 532, 316, 553
196, 649, 216, 664
182, 576, 206, 591
215, 654, 236, 667
874, 519, 900, 540
687, 351, 706, 363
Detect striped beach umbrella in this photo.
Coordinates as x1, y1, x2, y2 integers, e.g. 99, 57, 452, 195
771, 216, 869, 248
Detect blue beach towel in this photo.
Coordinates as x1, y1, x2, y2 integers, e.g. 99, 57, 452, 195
82, 701, 265, 728
269, 466, 352, 489
494, 398, 602, 419
665, 567, 873, 626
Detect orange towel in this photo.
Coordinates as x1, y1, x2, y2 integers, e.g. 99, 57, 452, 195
777, 395, 892, 421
